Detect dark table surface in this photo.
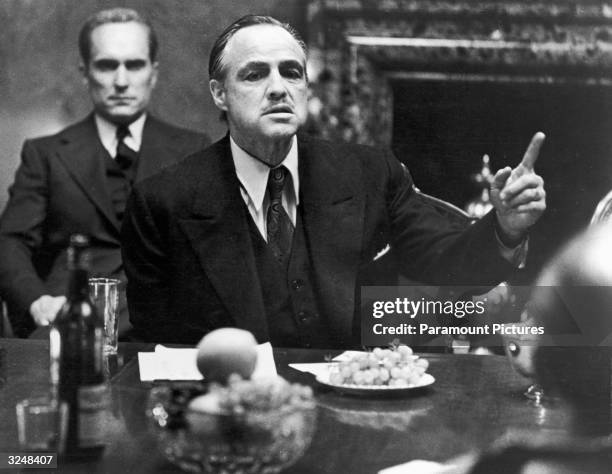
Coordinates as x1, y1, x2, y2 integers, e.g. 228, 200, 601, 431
0, 338, 608, 473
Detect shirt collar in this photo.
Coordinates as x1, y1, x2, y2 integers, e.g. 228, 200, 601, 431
230, 135, 300, 212
94, 113, 147, 157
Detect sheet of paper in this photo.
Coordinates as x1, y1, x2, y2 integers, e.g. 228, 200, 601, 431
138, 342, 277, 381
378, 460, 459, 474
288, 362, 334, 378
332, 350, 366, 362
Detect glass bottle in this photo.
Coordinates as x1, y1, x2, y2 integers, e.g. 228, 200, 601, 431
50, 234, 107, 457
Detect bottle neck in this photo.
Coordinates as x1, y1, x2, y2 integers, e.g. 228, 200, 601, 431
67, 269, 90, 300
66, 244, 91, 300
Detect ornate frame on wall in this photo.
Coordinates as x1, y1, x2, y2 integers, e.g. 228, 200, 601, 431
305, 0, 612, 147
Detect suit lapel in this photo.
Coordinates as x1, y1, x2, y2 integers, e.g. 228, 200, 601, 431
298, 137, 364, 343
55, 115, 120, 231
177, 138, 269, 342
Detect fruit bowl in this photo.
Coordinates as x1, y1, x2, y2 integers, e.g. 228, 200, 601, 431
147, 378, 317, 474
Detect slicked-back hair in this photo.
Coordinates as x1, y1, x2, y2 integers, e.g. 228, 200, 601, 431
79, 8, 158, 65
208, 14, 307, 82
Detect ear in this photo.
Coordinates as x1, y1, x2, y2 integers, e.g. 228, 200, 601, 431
209, 79, 228, 111
150, 61, 159, 88
79, 62, 89, 86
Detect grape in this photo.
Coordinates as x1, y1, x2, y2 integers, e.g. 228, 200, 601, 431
340, 365, 352, 379
379, 368, 390, 382
212, 375, 314, 416
397, 345, 413, 357
362, 370, 374, 385
399, 366, 412, 381
329, 344, 429, 387
330, 372, 344, 385
408, 373, 421, 385
390, 366, 402, 380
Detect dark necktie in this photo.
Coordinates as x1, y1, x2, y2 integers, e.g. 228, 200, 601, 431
115, 125, 138, 175
266, 166, 294, 268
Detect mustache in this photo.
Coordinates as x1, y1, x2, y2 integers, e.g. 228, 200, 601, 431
262, 104, 294, 114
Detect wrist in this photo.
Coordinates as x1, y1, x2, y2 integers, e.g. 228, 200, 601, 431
495, 217, 525, 248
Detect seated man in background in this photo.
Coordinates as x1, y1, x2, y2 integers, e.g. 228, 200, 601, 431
0, 8, 209, 337
122, 15, 546, 348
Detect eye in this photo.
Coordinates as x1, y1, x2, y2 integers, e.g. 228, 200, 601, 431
92, 59, 119, 72
281, 64, 304, 80
244, 71, 263, 81
125, 60, 147, 71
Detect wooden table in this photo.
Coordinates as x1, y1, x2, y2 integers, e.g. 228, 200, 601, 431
0, 338, 608, 473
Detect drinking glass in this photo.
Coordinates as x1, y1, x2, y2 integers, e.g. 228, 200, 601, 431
16, 396, 66, 452
89, 278, 120, 354
501, 322, 544, 403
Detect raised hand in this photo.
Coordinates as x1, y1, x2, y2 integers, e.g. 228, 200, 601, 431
490, 132, 547, 246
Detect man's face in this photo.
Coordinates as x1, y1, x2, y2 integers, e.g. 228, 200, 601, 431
210, 24, 308, 150
83, 22, 158, 125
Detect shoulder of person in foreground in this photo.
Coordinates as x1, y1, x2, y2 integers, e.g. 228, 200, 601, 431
146, 115, 212, 148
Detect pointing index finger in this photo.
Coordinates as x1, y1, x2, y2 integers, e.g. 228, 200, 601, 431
520, 132, 546, 170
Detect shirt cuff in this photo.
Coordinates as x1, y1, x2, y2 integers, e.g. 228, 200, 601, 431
496, 231, 528, 268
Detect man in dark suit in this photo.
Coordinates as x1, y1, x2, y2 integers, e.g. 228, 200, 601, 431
122, 15, 546, 348
0, 8, 209, 337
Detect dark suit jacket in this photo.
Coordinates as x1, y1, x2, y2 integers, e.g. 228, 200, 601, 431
122, 134, 515, 347
0, 114, 209, 336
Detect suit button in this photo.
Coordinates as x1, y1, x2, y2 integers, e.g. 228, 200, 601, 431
291, 279, 304, 290
304, 342, 312, 349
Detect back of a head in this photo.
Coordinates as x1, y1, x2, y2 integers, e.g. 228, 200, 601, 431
531, 223, 612, 417
468, 437, 612, 474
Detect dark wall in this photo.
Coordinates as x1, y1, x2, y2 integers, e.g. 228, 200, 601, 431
0, 0, 306, 210
393, 79, 612, 273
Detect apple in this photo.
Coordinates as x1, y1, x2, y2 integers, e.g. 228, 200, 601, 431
196, 327, 258, 383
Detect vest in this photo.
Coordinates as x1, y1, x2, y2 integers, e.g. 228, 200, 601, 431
246, 208, 332, 348
103, 150, 138, 223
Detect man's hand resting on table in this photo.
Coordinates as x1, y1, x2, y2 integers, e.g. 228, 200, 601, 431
29, 295, 66, 326
491, 132, 547, 247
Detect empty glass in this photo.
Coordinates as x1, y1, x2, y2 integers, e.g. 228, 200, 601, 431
501, 321, 544, 404
503, 322, 544, 404
89, 278, 120, 354
16, 396, 66, 451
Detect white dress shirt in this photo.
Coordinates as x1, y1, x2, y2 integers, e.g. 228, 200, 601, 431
94, 113, 146, 158
231, 136, 299, 242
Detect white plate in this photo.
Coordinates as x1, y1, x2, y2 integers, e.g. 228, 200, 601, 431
315, 371, 435, 396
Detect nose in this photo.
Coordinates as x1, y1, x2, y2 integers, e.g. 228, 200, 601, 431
114, 65, 128, 89
266, 69, 287, 101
